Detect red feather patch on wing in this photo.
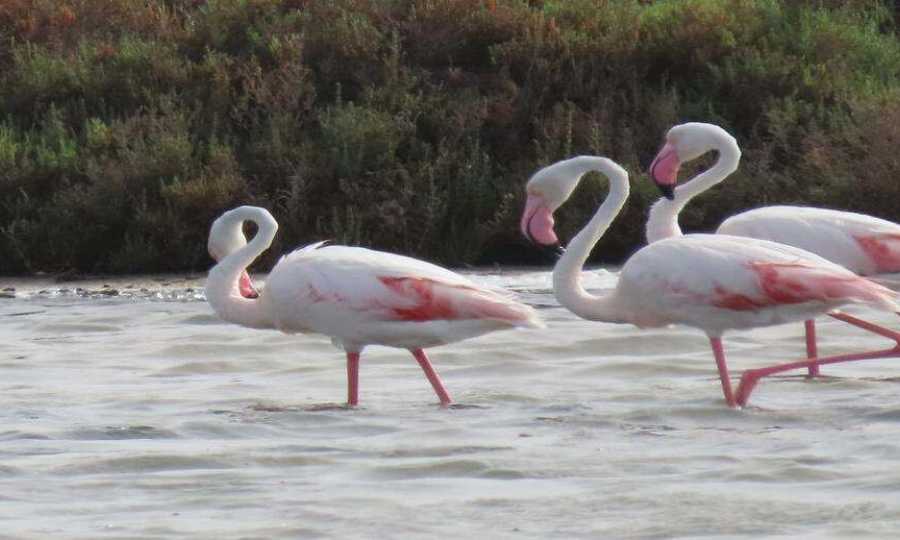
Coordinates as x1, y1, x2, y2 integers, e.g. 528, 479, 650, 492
711, 262, 895, 311
711, 287, 768, 311
378, 276, 532, 323
855, 234, 900, 273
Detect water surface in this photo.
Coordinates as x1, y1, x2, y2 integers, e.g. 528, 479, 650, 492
2, 270, 900, 538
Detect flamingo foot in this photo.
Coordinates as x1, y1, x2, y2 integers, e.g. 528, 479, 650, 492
411, 349, 453, 407
347, 352, 360, 407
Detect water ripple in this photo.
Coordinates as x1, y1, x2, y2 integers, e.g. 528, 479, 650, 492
4, 272, 900, 538
54, 454, 236, 475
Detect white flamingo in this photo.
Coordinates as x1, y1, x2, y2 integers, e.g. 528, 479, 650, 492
206, 206, 542, 407
521, 156, 899, 406
647, 122, 900, 375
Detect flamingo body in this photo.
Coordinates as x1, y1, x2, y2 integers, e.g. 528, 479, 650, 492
263, 242, 539, 351
643, 122, 900, 400
616, 234, 896, 336
521, 155, 899, 406
647, 123, 900, 277
206, 206, 540, 407
718, 205, 900, 276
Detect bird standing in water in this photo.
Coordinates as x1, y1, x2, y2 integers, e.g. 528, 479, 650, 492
521, 156, 899, 406
206, 206, 542, 408
647, 121, 900, 377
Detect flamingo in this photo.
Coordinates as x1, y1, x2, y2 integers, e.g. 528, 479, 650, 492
206, 206, 542, 408
520, 156, 900, 406
647, 122, 900, 377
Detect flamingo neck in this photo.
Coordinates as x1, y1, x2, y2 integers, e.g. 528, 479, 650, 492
553, 158, 629, 322
205, 207, 278, 329
645, 136, 741, 243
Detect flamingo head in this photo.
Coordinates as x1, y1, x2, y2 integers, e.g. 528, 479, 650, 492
649, 122, 736, 199
208, 208, 260, 299
520, 159, 584, 252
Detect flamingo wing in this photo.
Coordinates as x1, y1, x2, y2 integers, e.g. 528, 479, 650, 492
265, 244, 540, 330
851, 233, 900, 274
718, 206, 900, 275
619, 234, 898, 332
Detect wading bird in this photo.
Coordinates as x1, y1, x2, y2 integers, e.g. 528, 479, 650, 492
521, 156, 899, 406
647, 122, 900, 378
207, 206, 541, 407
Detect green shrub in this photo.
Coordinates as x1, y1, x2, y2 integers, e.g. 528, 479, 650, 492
1, 0, 900, 274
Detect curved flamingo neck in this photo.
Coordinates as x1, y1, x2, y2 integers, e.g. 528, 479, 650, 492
553, 155, 614, 182
205, 207, 278, 329
645, 134, 741, 243
553, 158, 629, 322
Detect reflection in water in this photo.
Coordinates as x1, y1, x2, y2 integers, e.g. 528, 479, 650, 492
2, 270, 900, 538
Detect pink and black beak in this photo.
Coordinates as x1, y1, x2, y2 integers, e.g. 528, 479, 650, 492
210, 247, 259, 299
649, 142, 681, 200
238, 270, 259, 299
521, 194, 565, 257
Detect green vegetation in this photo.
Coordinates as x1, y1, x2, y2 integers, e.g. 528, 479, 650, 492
1, 0, 899, 274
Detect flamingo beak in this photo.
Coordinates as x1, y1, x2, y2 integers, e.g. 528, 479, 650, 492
521, 194, 565, 257
649, 142, 680, 200
239, 270, 259, 299
521, 194, 557, 245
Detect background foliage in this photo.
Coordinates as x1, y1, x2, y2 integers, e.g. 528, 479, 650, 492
1, 0, 899, 274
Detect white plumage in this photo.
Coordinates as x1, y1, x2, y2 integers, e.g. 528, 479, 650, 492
644, 122, 900, 402
617, 234, 897, 336
718, 205, 900, 276
522, 155, 898, 407
646, 122, 900, 277
206, 206, 541, 407
263, 243, 539, 350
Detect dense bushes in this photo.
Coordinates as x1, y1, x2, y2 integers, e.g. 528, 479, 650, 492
1, 0, 899, 274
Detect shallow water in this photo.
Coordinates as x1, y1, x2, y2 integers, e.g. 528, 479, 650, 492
2, 269, 900, 539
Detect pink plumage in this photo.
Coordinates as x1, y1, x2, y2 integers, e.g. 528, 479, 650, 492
262, 243, 539, 344
615, 234, 898, 336
523, 154, 900, 407
206, 208, 541, 408
644, 122, 900, 404
718, 205, 900, 275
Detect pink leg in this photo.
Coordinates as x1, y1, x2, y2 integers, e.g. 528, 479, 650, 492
411, 349, 452, 407
829, 311, 900, 340
735, 312, 900, 406
805, 319, 820, 377
709, 338, 737, 407
347, 352, 360, 407
735, 346, 900, 406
